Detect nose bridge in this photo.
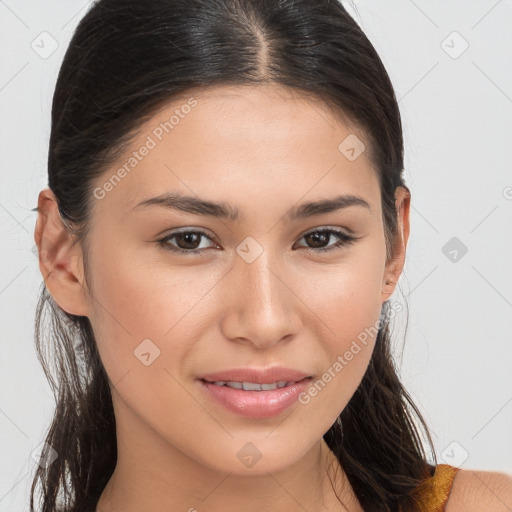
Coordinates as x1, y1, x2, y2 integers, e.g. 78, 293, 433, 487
239, 245, 285, 314
251, 251, 279, 298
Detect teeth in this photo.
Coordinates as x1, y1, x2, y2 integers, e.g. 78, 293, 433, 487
210, 380, 298, 390
242, 382, 262, 391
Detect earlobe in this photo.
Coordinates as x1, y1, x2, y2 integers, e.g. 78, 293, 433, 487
34, 188, 89, 317
381, 278, 396, 300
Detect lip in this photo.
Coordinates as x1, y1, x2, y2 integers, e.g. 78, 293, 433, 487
198, 366, 313, 419
199, 377, 312, 419
199, 366, 311, 385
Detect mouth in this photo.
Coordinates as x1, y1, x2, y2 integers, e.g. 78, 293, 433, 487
198, 376, 313, 419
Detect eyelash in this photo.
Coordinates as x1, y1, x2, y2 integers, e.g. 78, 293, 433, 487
157, 228, 357, 255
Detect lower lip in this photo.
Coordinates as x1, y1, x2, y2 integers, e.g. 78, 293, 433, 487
199, 378, 312, 419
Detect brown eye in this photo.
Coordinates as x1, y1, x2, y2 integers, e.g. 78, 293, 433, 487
158, 230, 215, 254
295, 229, 356, 253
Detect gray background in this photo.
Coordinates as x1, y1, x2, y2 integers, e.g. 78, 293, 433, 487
1, 0, 511, 510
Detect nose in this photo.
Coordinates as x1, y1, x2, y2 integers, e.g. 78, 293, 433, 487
219, 248, 302, 350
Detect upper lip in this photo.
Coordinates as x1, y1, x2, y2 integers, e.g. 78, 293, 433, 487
199, 366, 312, 384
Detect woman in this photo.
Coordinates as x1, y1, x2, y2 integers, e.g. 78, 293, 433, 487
31, 0, 512, 511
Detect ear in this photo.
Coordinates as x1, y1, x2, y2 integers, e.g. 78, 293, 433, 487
34, 188, 89, 316
381, 186, 411, 302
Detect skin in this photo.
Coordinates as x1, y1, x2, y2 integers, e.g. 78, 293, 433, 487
34, 83, 412, 512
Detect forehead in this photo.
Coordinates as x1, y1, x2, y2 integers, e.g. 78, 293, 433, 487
89, 83, 380, 219
159, 83, 365, 144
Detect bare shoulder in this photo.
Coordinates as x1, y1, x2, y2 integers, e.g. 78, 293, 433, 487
445, 468, 512, 511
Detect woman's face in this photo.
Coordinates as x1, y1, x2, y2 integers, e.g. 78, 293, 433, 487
58, 84, 408, 476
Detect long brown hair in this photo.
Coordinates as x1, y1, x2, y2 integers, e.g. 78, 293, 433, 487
31, 1, 437, 510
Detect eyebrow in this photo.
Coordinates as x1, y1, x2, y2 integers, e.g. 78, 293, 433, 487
132, 192, 371, 222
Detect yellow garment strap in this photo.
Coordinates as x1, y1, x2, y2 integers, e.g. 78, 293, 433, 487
415, 463, 460, 511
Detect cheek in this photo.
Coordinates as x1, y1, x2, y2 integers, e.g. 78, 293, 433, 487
84, 243, 208, 435
85, 238, 220, 382
297, 242, 384, 341
294, 250, 384, 415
